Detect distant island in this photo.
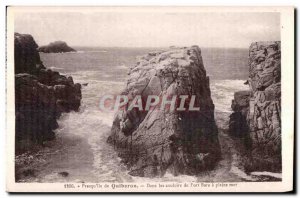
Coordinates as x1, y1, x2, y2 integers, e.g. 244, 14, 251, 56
38, 41, 76, 53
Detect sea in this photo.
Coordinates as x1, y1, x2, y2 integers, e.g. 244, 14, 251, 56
18, 47, 273, 183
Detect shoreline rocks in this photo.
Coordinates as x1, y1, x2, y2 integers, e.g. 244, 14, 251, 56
228, 41, 281, 172
107, 46, 220, 177
38, 41, 76, 53
15, 33, 82, 153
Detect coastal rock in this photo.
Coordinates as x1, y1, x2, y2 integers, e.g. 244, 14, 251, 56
228, 41, 281, 172
14, 33, 82, 153
107, 46, 220, 177
228, 91, 251, 138
14, 33, 45, 74
38, 41, 76, 53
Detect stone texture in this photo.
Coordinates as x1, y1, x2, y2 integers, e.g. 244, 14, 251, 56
228, 41, 281, 172
38, 41, 76, 53
14, 33, 82, 153
107, 46, 220, 177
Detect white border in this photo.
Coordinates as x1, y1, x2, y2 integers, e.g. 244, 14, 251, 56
5, 6, 294, 193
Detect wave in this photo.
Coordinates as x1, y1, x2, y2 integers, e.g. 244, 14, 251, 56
81, 50, 108, 53
210, 79, 249, 130
116, 64, 128, 69
49, 66, 64, 71
250, 171, 282, 179
211, 79, 249, 113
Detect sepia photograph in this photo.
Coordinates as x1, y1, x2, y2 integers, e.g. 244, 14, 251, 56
5, 6, 294, 192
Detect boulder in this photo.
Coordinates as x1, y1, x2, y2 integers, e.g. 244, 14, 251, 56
228, 91, 251, 138
38, 41, 76, 53
14, 33, 82, 153
107, 46, 220, 177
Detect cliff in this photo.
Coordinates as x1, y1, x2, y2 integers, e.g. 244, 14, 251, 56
14, 33, 82, 153
38, 41, 76, 53
107, 46, 220, 177
229, 41, 281, 172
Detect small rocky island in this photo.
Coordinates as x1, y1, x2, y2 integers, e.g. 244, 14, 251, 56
38, 41, 76, 53
14, 33, 82, 153
108, 46, 220, 177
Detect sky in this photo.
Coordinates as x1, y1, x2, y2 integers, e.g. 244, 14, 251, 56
14, 9, 280, 48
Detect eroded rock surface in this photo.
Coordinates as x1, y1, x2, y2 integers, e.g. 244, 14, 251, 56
108, 46, 220, 177
15, 33, 82, 153
229, 41, 281, 172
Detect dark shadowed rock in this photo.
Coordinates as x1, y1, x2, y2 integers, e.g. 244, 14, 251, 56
14, 33, 45, 74
58, 171, 69, 177
228, 91, 251, 138
228, 41, 281, 172
108, 46, 220, 177
38, 41, 76, 53
14, 33, 82, 153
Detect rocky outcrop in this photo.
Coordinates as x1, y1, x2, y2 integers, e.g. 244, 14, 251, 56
107, 46, 220, 177
38, 41, 76, 53
15, 33, 82, 153
14, 33, 45, 74
228, 91, 251, 138
229, 41, 281, 172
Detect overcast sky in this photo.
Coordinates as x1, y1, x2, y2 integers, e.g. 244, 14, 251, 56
14, 11, 280, 48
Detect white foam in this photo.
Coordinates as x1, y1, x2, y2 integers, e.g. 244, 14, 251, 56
250, 171, 282, 179
211, 80, 250, 129
230, 167, 256, 181
49, 66, 64, 71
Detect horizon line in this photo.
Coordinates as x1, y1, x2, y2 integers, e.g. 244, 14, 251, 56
70, 45, 251, 49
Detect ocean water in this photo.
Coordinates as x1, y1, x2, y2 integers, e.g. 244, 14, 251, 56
17, 47, 255, 183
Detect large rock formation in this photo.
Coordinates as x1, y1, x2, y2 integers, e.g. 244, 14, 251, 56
15, 33, 82, 153
38, 41, 76, 53
107, 46, 220, 177
229, 41, 281, 172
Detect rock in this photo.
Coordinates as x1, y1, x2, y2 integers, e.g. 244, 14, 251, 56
22, 169, 36, 177
247, 42, 281, 172
14, 33, 82, 153
231, 91, 251, 112
14, 33, 45, 74
38, 41, 76, 53
228, 41, 281, 172
107, 46, 220, 177
58, 171, 69, 177
228, 91, 251, 138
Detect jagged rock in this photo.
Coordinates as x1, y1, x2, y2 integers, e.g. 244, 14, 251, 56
14, 33, 82, 153
38, 41, 76, 53
228, 41, 281, 172
107, 46, 220, 177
